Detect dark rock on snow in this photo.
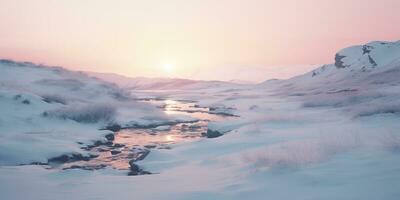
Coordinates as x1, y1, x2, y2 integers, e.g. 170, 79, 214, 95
335, 54, 347, 68
110, 150, 121, 155
113, 143, 125, 148
105, 124, 121, 132
64, 164, 107, 171
22, 99, 30, 104
105, 133, 115, 141
144, 144, 157, 149
205, 129, 223, 138
128, 160, 151, 176
136, 149, 150, 161
48, 153, 98, 164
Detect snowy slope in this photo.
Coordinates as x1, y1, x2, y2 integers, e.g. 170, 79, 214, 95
0, 60, 175, 165
127, 40, 400, 199
265, 40, 400, 92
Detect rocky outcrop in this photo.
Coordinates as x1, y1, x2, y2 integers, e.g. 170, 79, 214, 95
205, 129, 223, 138
334, 54, 347, 68
48, 153, 98, 164
128, 160, 151, 176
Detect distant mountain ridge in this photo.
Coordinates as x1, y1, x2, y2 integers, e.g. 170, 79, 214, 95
86, 72, 245, 90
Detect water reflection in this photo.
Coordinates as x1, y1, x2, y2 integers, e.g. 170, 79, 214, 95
61, 99, 227, 171
154, 99, 225, 121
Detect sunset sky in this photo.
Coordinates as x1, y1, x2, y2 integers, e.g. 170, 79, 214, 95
0, 0, 399, 81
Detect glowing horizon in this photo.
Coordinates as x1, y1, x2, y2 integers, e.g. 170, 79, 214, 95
1, 0, 399, 81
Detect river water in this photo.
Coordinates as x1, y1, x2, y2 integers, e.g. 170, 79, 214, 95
60, 99, 227, 171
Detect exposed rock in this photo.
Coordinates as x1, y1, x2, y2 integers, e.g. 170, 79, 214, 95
335, 54, 347, 68
110, 150, 121, 155
136, 149, 150, 161
128, 161, 141, 176
48, 153, 98, 164
41, 94, 67, 105
83, 140, 113, 150
29, 161, 48, 165
105, 133, 115, 141
144, 144, 157, 149
22, 99, 30, 104
158, 146, 172, 150
362, 45, 373, 54
128, 160, 151, 176
368, 55, 378, 67
129, 160, 140, 171
312, 71, 317, 77
188, 125, 202, 131
64, 164, 107, 170
105, 123, 121, 132
94, 140, 104, 146
127, 171, 140, 176
113, 143, 125, 148
206, 129, 223, 138
48, 154, 69, 163
97, 148, 110, 152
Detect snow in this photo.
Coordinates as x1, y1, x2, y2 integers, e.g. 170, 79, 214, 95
0, 60, 173, 165
1, 40, 400, 199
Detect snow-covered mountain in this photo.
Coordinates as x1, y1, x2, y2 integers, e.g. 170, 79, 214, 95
273, 40, 400, 92
255, 40, 400, 118
87, 72, 244, 90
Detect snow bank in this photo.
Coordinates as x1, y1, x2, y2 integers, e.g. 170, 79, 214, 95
0, 60, 170, 165
44, 103, 117, 123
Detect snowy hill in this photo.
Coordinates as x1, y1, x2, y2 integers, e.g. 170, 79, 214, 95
309, 40, 400, 84
257, 41, 400, 95
255, 40, 400, 119
0, 60, 175, 165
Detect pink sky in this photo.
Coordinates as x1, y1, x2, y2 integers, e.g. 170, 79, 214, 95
0, 0, 399, 81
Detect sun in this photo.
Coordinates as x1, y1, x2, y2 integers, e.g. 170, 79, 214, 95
163, 63, 174, 73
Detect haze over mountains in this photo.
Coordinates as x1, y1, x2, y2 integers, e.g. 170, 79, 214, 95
86, 72, 244, 90
86, 40, 400, 93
